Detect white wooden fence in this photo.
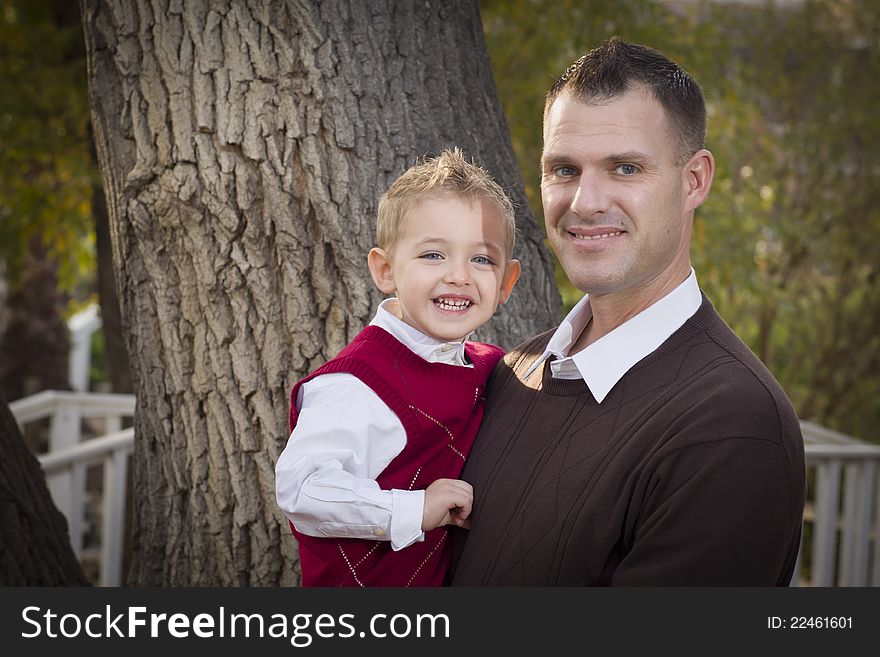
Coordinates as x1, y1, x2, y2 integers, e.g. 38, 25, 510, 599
9, 390, 135, 586
67, 304, 102, 393
796, 421, 880, 587
8, 391, 880, 587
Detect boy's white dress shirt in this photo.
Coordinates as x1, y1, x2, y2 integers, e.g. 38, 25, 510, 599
275, 299, 473, 551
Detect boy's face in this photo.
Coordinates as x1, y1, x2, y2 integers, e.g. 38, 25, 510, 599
368, 195, 520, 342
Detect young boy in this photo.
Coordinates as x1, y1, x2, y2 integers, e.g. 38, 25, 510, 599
275, 148, 520, 586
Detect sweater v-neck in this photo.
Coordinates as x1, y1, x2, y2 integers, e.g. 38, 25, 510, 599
536, 295, 716, 399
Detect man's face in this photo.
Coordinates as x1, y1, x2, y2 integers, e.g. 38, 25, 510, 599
541, 87, 698, 300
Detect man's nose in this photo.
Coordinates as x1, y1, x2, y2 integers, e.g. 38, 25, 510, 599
570, 172, 609, 218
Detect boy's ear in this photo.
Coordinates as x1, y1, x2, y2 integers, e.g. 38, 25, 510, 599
499, 259, 521, 304
368, 247, 397, 295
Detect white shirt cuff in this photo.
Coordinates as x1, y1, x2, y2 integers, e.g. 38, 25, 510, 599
390, 489, 425, 551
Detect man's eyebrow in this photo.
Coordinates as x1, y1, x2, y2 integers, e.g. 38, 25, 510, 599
540, 153, 575, 169
541, 151, 654, 168
603, 151, 652, 164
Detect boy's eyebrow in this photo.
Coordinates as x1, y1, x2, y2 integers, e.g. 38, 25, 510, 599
473, 240, 504, 253
413, 237, 504, 252
413, 237, 447, 248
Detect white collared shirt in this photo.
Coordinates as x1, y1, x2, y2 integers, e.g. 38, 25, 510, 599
525, 270, 702, 402
274, 299, 472, 551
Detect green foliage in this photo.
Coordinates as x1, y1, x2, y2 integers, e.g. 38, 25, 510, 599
481, 0, 880, 442
694, 0, 880, 440
0, 0, 96, 296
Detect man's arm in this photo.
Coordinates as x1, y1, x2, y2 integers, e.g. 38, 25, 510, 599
613, 436, 804, 586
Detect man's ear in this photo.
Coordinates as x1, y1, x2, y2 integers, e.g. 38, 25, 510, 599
368, 247, 397, 295
499, 259, 521, 304
683, 148, 715, 213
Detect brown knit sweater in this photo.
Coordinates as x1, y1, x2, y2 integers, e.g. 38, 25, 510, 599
451, 295, 806, 586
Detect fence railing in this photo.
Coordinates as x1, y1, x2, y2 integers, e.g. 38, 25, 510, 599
38, 428, 134, 587
9, 392, 880, 587
796, 421, 880, 587
9, 390, 135, 586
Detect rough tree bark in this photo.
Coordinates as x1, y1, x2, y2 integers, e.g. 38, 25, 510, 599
81, 0, 560, 585
0, 394, 89, 585
91, 123, 134, 395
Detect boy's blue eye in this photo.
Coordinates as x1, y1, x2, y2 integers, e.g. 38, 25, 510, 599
472, 255, 494, 266
420, 252, 443, 260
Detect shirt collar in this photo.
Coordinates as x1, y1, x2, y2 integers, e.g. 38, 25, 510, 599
369, 298, 471, 366
525, 269, 702, 402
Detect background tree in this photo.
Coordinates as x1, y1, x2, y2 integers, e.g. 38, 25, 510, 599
0, 240, 70, 402
0, 0, 131, 400
81, 0, 560, 585
0, 394, 89, 585
0, 0, 93, 400
693, 0, 880, 441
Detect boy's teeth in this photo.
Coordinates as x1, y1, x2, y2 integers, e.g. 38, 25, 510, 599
435, 298, 471, 311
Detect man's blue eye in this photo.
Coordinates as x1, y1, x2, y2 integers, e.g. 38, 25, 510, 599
616, 164, 638, 175
557, 166, 577, 177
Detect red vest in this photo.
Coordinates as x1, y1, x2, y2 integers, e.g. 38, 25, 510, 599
288, 325, 503, 586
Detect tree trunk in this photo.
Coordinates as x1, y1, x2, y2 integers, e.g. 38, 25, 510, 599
91, 124, 134, 395
0, 394, 89, 585
81, 0, 560, 585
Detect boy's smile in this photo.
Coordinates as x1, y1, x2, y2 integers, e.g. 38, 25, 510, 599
434, 295, 472, 313
368, 195, 520, 343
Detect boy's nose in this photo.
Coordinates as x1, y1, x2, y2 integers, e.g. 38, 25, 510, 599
443, 261, 471, 285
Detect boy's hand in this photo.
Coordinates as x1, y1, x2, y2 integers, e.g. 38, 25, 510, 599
422, 479, 473, 532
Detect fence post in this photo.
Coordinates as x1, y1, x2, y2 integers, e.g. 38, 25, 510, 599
874, 477, 880, 587
811, 460, 841, 586
67, 304, 100, 392
839, 463, 875, 586
105, 415, 122, 435
101, 447, 129, 586
48, 400, 83, 553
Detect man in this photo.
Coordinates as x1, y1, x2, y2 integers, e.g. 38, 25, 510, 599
451, 38, 806, 586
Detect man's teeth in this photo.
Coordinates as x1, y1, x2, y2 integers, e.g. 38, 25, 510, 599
435, 298, 471, 311
573, 231, 623, 240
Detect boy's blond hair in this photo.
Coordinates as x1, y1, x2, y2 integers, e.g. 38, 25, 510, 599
376, 148, 517, 257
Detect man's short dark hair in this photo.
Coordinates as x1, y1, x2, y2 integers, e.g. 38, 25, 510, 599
545, 37, 706, 163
